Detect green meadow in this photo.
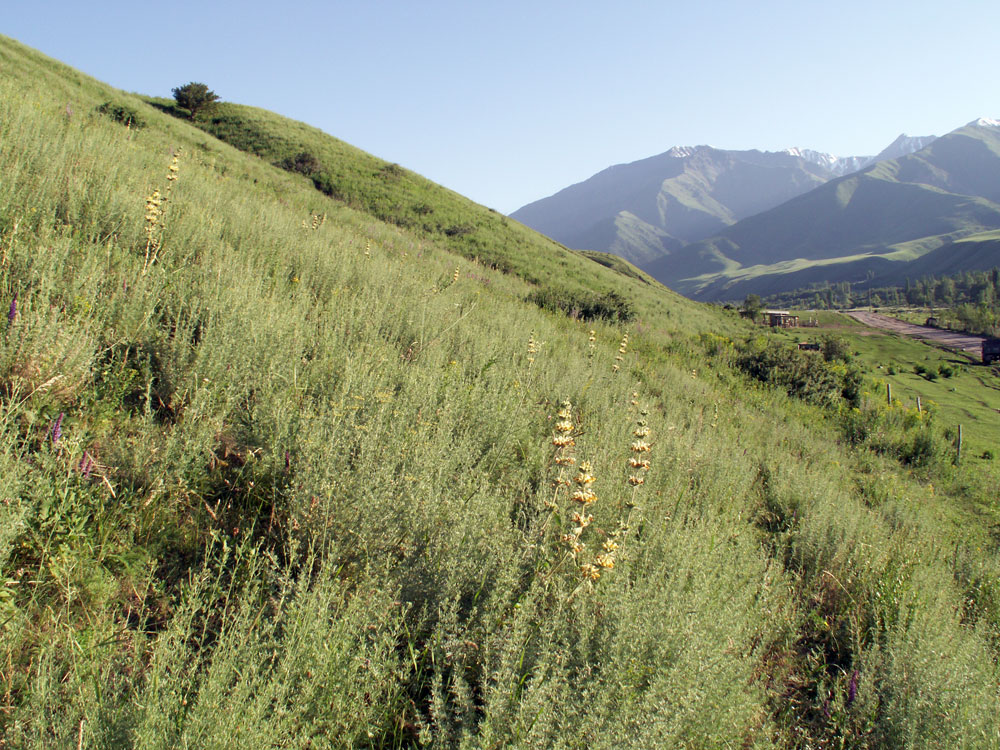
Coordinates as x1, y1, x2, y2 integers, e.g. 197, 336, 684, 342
2, 35, 1000, 748
780, 313, 1000, 456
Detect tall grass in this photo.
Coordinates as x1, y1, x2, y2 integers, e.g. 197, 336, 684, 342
1, 34, 999, 748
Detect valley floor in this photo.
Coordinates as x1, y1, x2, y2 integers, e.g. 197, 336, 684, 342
845, 310, 988, 357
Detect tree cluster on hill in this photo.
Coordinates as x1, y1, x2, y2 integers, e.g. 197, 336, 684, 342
171, 82, 219, 119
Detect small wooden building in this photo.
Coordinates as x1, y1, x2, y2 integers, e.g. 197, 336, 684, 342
766, 310, 799, 328
983, 338, 1000, 365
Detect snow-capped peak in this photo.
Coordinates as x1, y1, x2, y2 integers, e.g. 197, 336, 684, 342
781, 148, 872, 176
781, 147, 835, 166
969, 117, 1000, 128
665, 145, 701, 158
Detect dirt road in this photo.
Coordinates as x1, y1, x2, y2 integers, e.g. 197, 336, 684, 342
845, 311, 986, 358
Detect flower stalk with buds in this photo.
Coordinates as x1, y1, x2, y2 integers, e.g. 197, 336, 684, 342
613, 332, 629, 372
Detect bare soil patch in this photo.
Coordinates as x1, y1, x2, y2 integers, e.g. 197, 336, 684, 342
845, 311, 986, 356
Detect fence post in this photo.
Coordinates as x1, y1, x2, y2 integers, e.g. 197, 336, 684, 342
956, 424, 963, 465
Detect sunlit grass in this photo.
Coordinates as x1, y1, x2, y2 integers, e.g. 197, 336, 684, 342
2, 33, 1000, 749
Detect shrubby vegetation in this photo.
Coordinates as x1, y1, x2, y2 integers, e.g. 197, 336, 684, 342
276, 150, 321, 175
734, 334, 862, 408
527, 285, 635, 322
2, 36, 1000, 748
95, 100, 146, 129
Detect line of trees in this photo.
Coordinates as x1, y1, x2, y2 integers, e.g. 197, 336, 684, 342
760, 268, 1000, 335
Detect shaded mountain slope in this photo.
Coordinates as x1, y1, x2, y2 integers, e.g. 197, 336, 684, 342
510, 134, 936, 270
649, 122, 1000, 300
511, 146, 837, 265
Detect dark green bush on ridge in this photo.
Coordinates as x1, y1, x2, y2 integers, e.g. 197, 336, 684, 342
96, 101, 146, 129
277, 151, 322, 176
527, 285, 636, 322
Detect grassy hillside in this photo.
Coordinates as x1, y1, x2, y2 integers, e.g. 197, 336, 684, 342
649, 126, 1000, 301
3, 35, 1000, 748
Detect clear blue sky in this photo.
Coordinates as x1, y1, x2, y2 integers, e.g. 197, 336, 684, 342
5, 1, 998, 212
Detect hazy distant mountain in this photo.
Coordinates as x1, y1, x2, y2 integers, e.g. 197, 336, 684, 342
645, 119, 1000, 301
511, 134, 932, 267
870, 134, 938, 164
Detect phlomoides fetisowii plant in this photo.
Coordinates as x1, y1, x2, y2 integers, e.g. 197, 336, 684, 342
142, 149, 181, 273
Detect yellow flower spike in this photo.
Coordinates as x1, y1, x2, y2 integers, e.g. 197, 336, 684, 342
527, 333, 540, 365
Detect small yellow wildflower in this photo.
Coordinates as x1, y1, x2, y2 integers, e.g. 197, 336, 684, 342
595, 554, 615, 569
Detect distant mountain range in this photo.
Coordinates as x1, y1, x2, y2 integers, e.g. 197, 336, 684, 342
511, 133, 936, 268
512, 121, 1000, 301
647, 120, 1000, 300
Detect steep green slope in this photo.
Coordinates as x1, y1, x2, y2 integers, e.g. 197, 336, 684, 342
141, 95, 723, 332
4, 35, 1000, 749
650, 124, 1000, 301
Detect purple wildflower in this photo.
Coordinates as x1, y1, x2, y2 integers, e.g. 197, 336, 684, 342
79, 452, 93, 479
50, 413, 64, 444
8, 294, 16, 324
847, 669, 859, 706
